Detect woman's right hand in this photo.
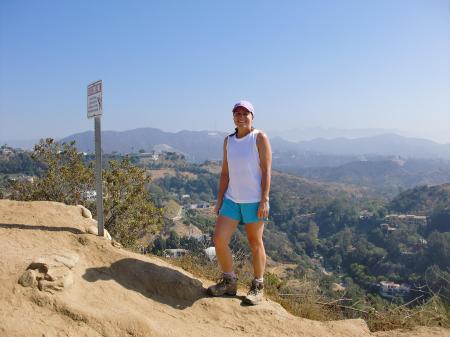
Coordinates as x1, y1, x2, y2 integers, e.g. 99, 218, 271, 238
214, 200, 223, 215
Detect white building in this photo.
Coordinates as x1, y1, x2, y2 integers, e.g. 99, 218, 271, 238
379, 281, 410, 299
204, 247, 216, 261
164, 249, 188, 258
385, 214, 427, 227
83, 190, 97, 201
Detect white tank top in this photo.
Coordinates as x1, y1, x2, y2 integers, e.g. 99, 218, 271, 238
224, 129, 262, 203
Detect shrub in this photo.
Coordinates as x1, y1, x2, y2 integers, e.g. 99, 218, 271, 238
9, 138, 162, 248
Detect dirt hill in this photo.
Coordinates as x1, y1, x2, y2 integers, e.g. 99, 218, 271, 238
0, 200, 448, 337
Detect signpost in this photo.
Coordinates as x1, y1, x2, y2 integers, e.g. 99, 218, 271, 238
87, 80, 104, 237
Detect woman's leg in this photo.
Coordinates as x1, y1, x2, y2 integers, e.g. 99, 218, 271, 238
244, 221, 266, 278
213, 215, 239, 273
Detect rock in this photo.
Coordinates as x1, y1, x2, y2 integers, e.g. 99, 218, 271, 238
38, 271, 73, 294
18, 269, 38, 288
45, 266, 70, 281
111, 240, 123, 248
77, 205, 93, 219
86, 225, 98, 235
86, 225, 112, 241
19, 252, 79, 293
29, 252, 79, 270
78, 236, 89, 246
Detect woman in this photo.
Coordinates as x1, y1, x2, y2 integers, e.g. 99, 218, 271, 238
207, 100, 272, 305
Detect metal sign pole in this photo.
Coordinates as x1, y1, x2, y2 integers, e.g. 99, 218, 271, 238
87, 80, 104, 237
95, 116, 104, 237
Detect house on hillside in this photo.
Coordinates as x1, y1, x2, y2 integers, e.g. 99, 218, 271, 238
163, 249, 188, 258
8, 175, 35, 184
193, 233, 212, 245
384, 214, 427, 227
380, 223, 397, 231
379, 281, 410, 299
0, 148, 13, 155
188, 202, 210, 210
83, 190, 97, 201
359, 210, 374, 219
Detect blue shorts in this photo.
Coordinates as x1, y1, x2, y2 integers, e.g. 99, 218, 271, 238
219, 198, 269, 225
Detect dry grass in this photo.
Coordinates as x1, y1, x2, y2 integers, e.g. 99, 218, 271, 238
366, 295, 449, 331
167, 252, 449, 332
265, 275, 342, 321
168, 251, 339, 321
145, 168, 176, 180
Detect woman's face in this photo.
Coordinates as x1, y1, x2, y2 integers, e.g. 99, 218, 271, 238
233, 106, 253, 129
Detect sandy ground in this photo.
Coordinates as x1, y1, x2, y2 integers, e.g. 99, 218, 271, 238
0, 200, 448, 337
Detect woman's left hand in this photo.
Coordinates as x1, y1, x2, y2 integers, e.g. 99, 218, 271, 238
257, 201, 269, 220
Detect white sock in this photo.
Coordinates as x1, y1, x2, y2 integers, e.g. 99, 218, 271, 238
254, 277, 264, 283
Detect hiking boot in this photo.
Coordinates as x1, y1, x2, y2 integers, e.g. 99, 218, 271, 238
207, 276, 237, 296
243, 279, 264, 305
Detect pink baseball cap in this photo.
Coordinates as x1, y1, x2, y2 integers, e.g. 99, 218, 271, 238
232, 100, 254, 115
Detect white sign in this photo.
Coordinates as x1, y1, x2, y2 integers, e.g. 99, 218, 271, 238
87, 80, 103, 118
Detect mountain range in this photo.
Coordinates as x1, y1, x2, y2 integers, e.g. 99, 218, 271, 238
293, 159, 450, 197
57, 127, 450, 162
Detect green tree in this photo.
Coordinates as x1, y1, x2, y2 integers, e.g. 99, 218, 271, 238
166, 231, 180, 249
180, 236, 204, 253
316, 198, 359, 237
151, 236, 166, 255
425, 265, 450, 303
9, 138, 94, 205
427, 208, 450, 235
103, 156, 163, 247
427, 231, 450, 270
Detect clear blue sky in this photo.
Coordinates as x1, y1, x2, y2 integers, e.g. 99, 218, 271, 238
1, 0, 449, 142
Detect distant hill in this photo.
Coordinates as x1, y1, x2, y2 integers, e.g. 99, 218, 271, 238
293, 159, 450, 197
268, 127, 400, 142
60, 128, 226, 162
60, 129, 450, 164
388, 183, 450, 215
271, 170, 367, 203
273, 133, 450, 159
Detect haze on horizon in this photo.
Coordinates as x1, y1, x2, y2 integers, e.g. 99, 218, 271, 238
1, 0, 449, 143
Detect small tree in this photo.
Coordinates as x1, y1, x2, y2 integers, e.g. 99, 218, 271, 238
165, 230, 180, 249
103, 156, 163, 247
180, 236, 204, 253
9, 138, 94, 205
151, 236, 166, 255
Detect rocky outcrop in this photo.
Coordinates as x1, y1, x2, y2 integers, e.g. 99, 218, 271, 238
86, 221, 112, 240
77, 205, 93, 219
18, 252, 79, 294
76, 205, 112, 240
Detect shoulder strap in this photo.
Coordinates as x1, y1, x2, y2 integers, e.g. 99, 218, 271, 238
228, 128, 237, 137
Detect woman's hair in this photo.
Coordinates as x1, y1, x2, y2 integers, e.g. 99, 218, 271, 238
228, 127, 254, 137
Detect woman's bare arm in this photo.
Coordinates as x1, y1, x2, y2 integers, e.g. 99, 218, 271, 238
214, 137, 230, 214
256, 131, 272, 218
